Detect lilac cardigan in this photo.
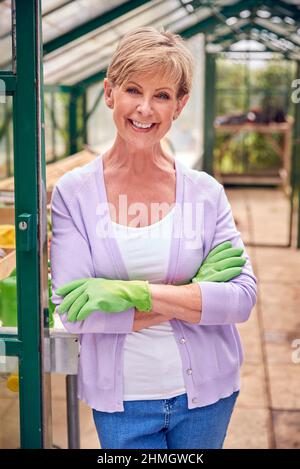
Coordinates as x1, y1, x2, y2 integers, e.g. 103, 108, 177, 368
50, 154, 257, 412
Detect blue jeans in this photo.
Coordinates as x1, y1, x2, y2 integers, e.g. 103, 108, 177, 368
92, 391, 239, 449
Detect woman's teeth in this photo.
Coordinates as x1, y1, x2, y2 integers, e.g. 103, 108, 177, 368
131, 120, 154, 129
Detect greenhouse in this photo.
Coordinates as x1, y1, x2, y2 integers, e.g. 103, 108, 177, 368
0, 0, 299, 451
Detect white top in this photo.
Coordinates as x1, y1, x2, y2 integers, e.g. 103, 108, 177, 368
111, 208, 186, 400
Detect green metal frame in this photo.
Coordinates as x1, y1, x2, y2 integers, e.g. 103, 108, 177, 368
0, 0, 51, 448
213, 22, 300, 56
179, 0, 260, 39
69, 86, 80, 155
203, 52, 216, 175
75, 70, 106, 90
262, 0, 300, 21
210, 23, 300, 51
0, 72, 16, 94
63, 84, 104, 155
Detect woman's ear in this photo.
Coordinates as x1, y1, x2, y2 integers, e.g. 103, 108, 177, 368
173, 94, 190, 120
104, 78, 114, 109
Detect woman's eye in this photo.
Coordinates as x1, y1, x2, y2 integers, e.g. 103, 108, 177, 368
156, 93, 170, 100
126, 87, 139, 94
126, 88, 169, 100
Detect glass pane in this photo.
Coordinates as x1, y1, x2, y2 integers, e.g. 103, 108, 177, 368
0, 353, 20, 448
87, 81, 115, 153
217, 58, 247, 91
0, 96, 13, 180
167, 34, 204, 169
44, 90, 69, 161
55, 92, 69, 158
0, 0, 13, 71
44, 92, 54, 163
250, 58, 294, 90
0, 96, 16, 333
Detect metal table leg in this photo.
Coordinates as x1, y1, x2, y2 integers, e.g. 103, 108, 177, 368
66, 374, 80, 449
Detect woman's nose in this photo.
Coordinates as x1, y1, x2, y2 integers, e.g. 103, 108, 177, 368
136, 98, 154, 116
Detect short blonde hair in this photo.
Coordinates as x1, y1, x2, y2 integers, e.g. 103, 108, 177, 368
106, 26, 194, 99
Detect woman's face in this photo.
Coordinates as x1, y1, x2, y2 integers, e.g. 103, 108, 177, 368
104, 70, 189, 150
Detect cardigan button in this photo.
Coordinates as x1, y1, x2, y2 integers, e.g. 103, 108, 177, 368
180, 338, 186, 344
186, 368, 193, 375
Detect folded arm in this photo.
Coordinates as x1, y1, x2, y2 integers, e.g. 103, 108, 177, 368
196, 186, 257, 325
50, 184, 135, 334
134, 186, 258, 330
132, 283, 201, 331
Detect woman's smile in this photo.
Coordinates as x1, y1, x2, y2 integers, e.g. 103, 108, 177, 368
127, 118, 158, 132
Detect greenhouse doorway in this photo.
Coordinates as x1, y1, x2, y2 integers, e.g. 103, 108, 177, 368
211, 53, 297, 248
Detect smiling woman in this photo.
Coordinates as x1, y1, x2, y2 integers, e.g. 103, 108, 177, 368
101, 26, 193, 159
103, 72, 190, 154
50, 26, 257, 451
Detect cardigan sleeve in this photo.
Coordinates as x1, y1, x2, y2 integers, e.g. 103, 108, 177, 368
50, 184, 135, 334
197, 185, 257, 325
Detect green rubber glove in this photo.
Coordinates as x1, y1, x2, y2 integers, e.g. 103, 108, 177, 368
56, 277, 152, 322
48, 278, 56, 327
192, 241, 246, 283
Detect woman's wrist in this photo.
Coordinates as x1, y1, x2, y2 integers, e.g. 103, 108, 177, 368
132, 309, 172, 332
148, 283, 202, 324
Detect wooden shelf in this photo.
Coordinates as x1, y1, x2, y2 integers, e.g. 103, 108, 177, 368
0, 148, 96, 203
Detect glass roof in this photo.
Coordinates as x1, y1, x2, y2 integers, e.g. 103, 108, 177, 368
1, 0, 300, 84
42, 0, 213, 85
205, 0, 300, 60
42, 0, 128, 43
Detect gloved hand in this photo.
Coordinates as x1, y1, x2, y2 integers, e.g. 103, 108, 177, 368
191, 241, 246, 283
56, 278, 152, 322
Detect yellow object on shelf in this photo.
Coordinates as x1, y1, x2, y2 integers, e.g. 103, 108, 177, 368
6, 373, 19, 393
0, 225, 15, 249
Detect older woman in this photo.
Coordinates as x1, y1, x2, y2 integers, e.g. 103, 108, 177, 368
50, 27, 257, 449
